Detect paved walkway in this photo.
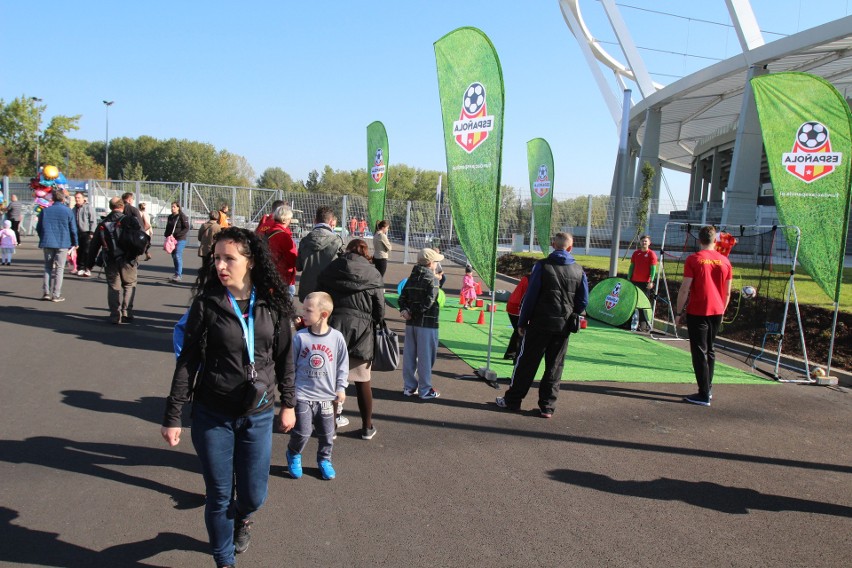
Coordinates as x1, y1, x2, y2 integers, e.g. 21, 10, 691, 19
0, 240, 849, 567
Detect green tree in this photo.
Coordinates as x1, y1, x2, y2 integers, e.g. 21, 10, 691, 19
257, 167, 294, 190
0, 96, 80, 176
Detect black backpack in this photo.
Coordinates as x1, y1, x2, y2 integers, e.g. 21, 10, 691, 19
99, 214, 150, 260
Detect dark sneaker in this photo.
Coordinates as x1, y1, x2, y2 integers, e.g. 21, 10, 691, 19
110, 313, 122, 325
286, 449, 302, 479
361, 426, 377, 440
495, 397, 520, 411
684, 394, 711, 407
539, 409, 553, 418
318, 459, 336, 480
420, 388, 440, 400
234, 519, 252, 554
122, 311, 134, 323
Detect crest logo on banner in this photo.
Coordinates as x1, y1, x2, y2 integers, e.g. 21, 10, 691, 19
452, 82, 495, 153
371, 147, 386, 184
782, 121, 843, 183
533, 164, 551, 198
605, 282, 621, 310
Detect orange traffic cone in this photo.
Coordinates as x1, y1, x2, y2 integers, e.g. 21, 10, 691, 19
455, 309, 464, 323
476, 310, 486, 325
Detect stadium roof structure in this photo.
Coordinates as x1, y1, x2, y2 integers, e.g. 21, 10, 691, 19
631, 14, 852, 173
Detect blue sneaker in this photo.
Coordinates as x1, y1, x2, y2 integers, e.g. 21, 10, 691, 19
318, 459, 336, 480
420, 388, 441, 400
286, 449, 302, 479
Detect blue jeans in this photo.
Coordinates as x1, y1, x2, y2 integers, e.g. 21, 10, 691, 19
172, 239, 187, 277
191, 402, 273, 568
288, 400, 335, 462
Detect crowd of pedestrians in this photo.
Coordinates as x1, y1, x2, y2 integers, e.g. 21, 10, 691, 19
3, 191, 732, 567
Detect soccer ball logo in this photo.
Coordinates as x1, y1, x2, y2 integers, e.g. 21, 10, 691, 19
797, 122, 828, 150
533, 164, 551, 198
605, 282, 621, 311
464, 83, 485, 114
371, 147, 385, 184
742, 285, 757, 299
453, 81, 493, 153
783, 121, 840, 183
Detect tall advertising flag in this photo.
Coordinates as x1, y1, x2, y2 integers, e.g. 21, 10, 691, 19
434, 27, 505, 291
751, 73, 852, 304
435, 26, 505, 387
367, 121, 389, 231
527, 138, 554, 255
752, 72, 852, 375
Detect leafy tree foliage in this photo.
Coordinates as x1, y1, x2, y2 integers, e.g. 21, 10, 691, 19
257, 167, 294, 190
0, 96, 81, 176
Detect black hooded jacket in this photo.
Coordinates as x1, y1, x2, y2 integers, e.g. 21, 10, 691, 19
163, 284, 295, 427
318, 253, 385, 361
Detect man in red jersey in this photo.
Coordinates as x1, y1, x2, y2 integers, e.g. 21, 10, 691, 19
675, 226, 732, 407
628, 234, 657, 331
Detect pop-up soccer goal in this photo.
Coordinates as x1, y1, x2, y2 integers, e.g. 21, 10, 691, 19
653, 222, 813, 383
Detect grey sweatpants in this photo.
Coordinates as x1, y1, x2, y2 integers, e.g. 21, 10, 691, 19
402, 325, 439, 396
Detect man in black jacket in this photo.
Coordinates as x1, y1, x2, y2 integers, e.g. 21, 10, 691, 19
496, 233, 589, 417
87, 197, 142, 324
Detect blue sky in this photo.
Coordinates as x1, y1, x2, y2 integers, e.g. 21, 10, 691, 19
3, 1, 848, 205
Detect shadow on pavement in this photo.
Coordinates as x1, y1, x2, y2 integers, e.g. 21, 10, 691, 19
0, 437, 203, 510
547, 468, 852, 517
0, 507, 207, 568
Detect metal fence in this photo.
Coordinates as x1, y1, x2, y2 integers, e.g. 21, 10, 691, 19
10, 175, 810, 266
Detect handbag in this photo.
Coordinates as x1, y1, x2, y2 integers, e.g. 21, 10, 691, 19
164, 234, 177, 253
372, 320, 400, 372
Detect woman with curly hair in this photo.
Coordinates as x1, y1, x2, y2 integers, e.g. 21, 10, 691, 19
162, 227, 296, 568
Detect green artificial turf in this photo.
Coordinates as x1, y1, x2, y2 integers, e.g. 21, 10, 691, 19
386, 294, 772, 385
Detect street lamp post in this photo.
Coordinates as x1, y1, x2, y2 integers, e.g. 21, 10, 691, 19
30, 97, 43, 174
103, 100, 114, 179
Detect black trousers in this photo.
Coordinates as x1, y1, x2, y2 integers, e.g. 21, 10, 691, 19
373, 258, 387, 277
504, 314, 520, 358
9, 219, 21, 243
686, 314, 722, 400
77, 230, 93, 269
630, 280, 651, 324
504, 325, 570, 413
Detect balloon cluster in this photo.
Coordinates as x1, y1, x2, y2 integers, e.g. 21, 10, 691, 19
29, 165, 68, 214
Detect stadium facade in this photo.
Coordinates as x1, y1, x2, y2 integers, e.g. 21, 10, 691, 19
560, 0, 852, 253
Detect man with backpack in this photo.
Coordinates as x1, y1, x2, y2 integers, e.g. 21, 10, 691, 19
86, 197, 146, 324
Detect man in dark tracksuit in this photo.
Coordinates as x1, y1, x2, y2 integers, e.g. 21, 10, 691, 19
496, 232, 588, 418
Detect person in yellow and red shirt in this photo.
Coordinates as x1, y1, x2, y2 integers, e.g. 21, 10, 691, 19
676, 226, 733, 407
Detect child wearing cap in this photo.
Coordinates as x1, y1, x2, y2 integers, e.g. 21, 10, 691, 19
398, 248, 443, 399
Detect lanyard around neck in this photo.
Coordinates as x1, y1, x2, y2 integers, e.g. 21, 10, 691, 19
226, 287, 256, 371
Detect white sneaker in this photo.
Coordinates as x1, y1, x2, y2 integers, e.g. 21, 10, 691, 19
335, 415, 350, 427
83, 270, 92, 277
77, 270, 85, 276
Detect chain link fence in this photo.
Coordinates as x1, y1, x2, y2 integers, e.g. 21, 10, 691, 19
8, 175, 784, 265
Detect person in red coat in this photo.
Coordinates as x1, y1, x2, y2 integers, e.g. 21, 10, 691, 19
503, 274, 529, 360
266, 205, 298, 297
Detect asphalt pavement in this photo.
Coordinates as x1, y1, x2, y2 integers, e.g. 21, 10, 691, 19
0, 239, 849, 567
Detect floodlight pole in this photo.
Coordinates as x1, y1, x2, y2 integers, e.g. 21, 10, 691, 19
103, 100, 114, 179
30, 97, 43, 174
